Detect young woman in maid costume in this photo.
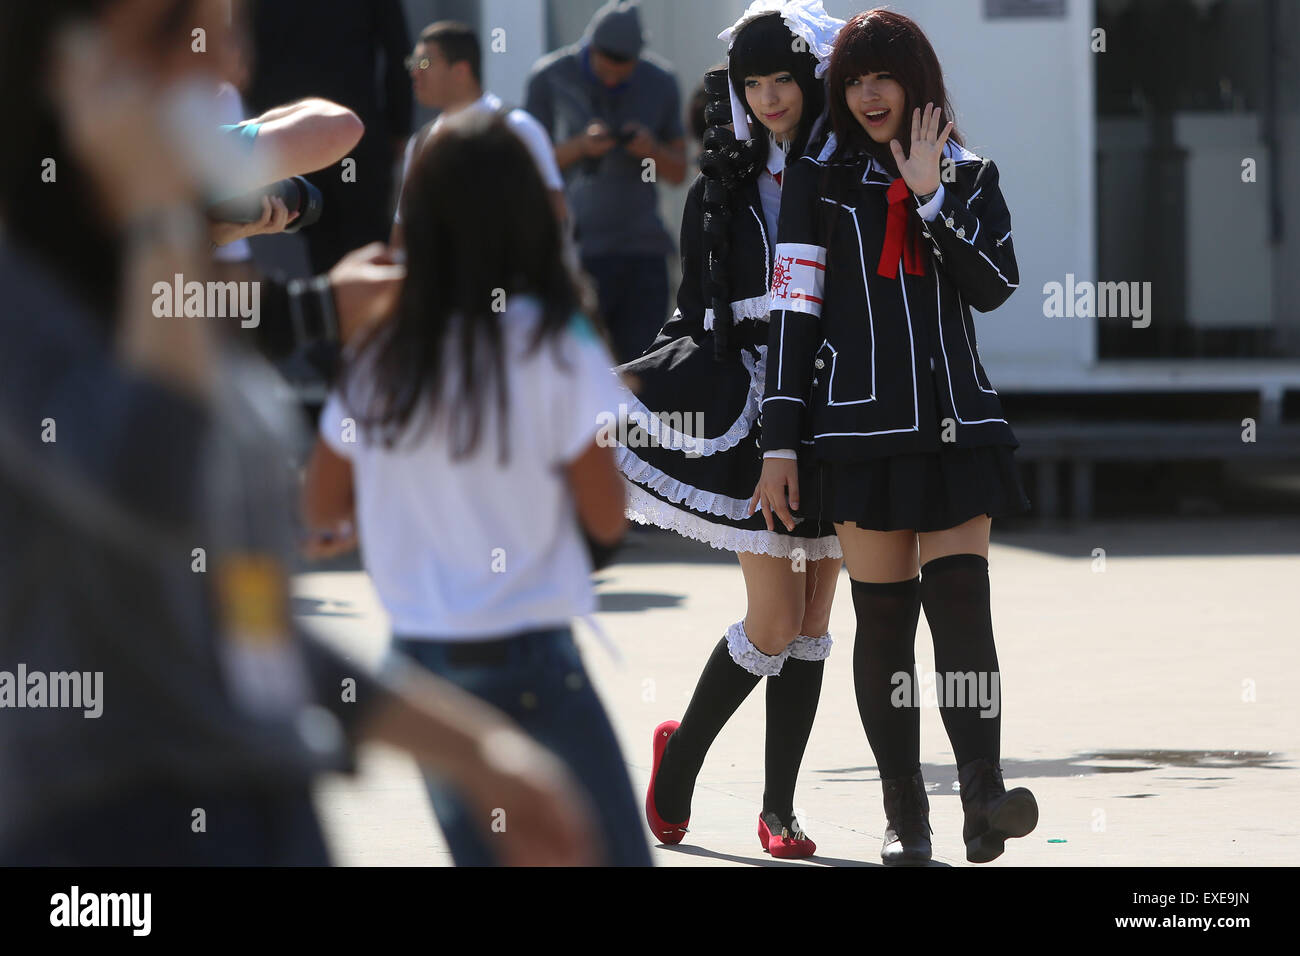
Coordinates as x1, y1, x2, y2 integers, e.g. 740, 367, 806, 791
752, 8, 1038, 865
615, 1, 845, 858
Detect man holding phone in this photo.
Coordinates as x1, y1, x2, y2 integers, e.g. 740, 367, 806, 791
526, 0, 687, 364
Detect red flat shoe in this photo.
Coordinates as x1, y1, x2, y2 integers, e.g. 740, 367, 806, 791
758, 811, 817, 859
646, 720, 689, 845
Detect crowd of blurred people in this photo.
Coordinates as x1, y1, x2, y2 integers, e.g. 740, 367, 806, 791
0, 0, 1045, 871
0, 0, 692, 866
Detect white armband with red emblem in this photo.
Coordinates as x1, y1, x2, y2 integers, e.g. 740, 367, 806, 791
770, 243, 827, 317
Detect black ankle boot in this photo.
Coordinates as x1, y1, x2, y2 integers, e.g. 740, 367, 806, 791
880, 770, 932, 865
958, 758, 1039, 863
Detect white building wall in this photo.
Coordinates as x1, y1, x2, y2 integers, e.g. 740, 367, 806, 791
480, 0, 548, 113
880, 0, 1097, 373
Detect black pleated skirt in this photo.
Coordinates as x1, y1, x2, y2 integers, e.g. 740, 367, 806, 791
820, 444, 1031, 533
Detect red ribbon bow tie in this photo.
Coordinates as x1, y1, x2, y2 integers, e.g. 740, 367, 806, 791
877, 178, 926, 279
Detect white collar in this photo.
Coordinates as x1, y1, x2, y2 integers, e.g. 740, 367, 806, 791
436, 90, 501, 128
766, 135, 788, 178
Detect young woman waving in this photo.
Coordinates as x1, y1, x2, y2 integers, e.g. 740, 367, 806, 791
753, 8, 1037, 865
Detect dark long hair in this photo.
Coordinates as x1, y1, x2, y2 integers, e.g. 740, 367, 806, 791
0, 0, 203, 324
826, 8, 963, 177
348, 111, 594, 463
727, 12, 826, 161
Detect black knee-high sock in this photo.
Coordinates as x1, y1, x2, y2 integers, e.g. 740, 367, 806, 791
655, 637, 761, 822
920, 553, 1001, 768
850, 577, 922, 781
762, 655, 824, 824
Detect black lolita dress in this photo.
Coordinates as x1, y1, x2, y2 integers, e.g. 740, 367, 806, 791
613, 165, 841, 560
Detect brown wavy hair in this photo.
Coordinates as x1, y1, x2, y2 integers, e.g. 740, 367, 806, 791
825, 8, 963, 177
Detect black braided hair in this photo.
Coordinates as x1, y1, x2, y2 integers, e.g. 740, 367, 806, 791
698, 68, 764, 359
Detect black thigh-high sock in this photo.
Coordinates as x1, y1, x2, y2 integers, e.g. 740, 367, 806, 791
762, 649, 826, 824
655, 631, 768, 822
919, 553, 1001, 767
850, 577, 923, 780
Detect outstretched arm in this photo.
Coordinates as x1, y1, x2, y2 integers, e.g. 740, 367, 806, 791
243, 98, 365, 183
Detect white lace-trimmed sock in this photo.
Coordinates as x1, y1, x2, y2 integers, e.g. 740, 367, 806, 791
725, 619, 791, 677
788, 632, 833, 661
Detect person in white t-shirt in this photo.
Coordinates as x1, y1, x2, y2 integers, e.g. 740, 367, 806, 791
390, 20, 566, 248
303, 110, 648, 866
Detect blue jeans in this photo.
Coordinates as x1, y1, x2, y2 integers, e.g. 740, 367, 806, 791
393, 626, 651, 866
581, 254, 669, 364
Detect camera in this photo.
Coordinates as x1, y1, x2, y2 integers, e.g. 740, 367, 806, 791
207, 176, 323, 233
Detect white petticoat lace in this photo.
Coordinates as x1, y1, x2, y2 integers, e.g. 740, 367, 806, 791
623, 479, 842, 560
612, 345, 766, 458
617, 445, 755, 521
725, 619, 789, 676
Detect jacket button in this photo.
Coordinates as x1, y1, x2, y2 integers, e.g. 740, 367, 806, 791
814, 358, 824, 369
944, 217, 955, 228
956, 226, 966, 239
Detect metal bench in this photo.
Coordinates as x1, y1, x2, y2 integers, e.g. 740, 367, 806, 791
1013, 422, 1300, 520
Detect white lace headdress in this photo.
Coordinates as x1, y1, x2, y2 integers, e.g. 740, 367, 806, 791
717, 0, 846, 140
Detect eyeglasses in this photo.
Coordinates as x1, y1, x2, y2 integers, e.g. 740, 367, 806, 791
405, 54, 431, 71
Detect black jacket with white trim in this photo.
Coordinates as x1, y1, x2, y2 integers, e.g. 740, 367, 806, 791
760, 137, 1020, 461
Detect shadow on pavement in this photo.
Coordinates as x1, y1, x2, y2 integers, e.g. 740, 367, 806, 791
612, 517, 1300, 562
992, 516, 1300, 559
653, 843, 892, 867
815, 751, 1293, 791
596, 590, 687, 612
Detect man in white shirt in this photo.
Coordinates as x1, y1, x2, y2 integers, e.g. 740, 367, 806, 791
391, 21, 566, 246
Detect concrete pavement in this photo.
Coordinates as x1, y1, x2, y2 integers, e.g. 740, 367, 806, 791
296, 516, 1300, 866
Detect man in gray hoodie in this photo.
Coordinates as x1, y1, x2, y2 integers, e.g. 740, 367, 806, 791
526, 0, 687, 364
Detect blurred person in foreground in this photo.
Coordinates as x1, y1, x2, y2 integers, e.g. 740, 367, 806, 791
0, 0, 593, 866
525, 0, 686, 364
303, 111, 649, 866
391, 20, 565, 249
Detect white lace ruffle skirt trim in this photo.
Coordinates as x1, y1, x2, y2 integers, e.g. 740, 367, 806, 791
623, 479, 842, 560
